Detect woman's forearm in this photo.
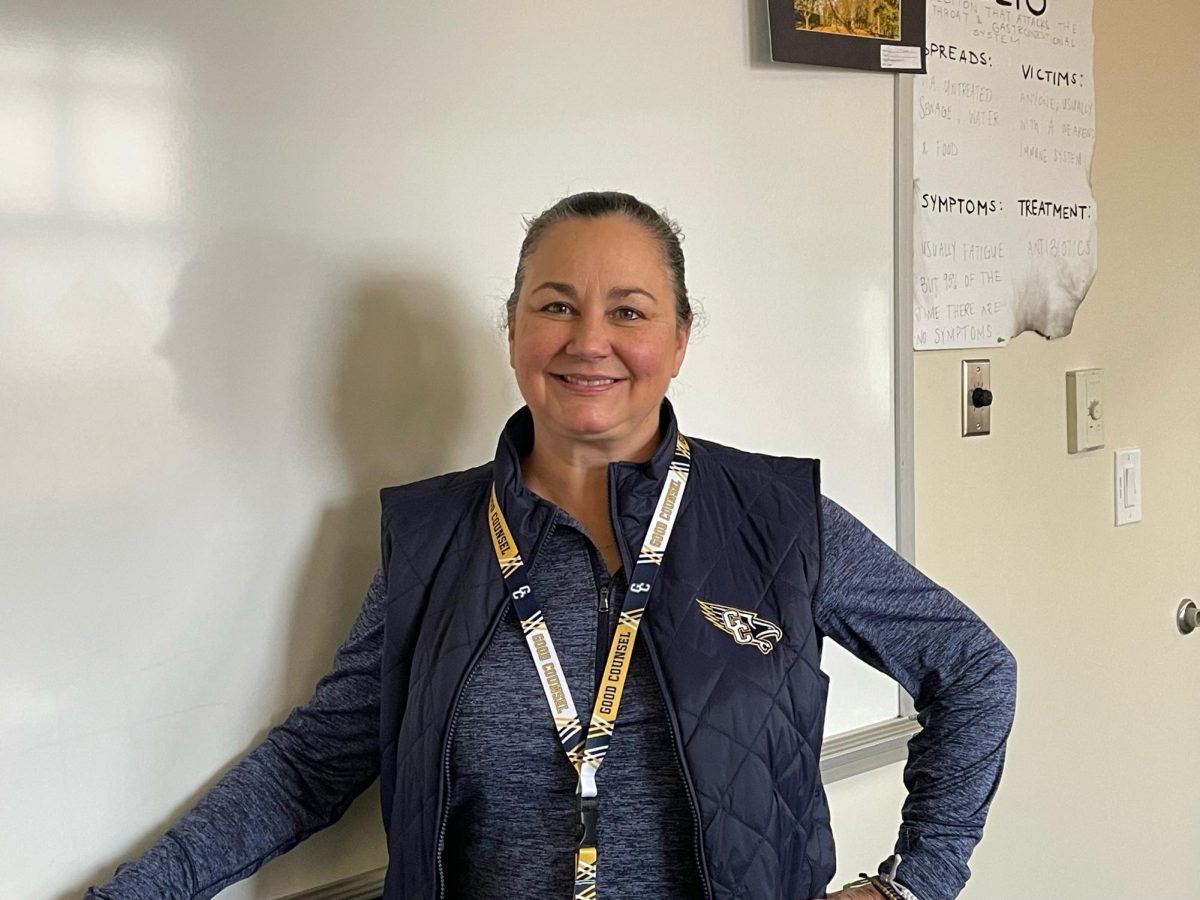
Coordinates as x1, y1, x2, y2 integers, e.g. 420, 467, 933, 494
813, 496, 1017, 900
84, 569, 387, 899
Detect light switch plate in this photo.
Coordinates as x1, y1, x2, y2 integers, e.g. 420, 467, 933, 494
1115, 448, 1142, 526
962, 359, 991, 437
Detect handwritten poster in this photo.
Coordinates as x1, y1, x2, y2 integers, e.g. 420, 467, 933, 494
913, 0, 1096, 349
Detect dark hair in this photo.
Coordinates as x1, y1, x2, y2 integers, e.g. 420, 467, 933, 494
504, 190, 692, 331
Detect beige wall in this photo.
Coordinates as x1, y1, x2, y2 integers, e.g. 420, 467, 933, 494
911, 2, 1200, 895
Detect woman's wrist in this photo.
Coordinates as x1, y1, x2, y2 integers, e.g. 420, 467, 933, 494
840, 854, 922, 900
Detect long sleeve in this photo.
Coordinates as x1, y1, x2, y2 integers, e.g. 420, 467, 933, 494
812, 496, 1017, 900
84, 567, 388, 900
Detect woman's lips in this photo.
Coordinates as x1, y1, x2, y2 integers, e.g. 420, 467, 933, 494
552, 373, 624, 393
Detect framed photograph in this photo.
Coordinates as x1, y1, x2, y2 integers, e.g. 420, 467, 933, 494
769, 0, 926, 73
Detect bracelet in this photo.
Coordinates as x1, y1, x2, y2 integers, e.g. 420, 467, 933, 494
841, 854, 921, 900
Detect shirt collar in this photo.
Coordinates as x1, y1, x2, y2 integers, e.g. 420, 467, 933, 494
491, 399, 683, 572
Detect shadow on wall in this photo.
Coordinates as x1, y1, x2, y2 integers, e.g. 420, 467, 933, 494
152, 232, 342, 462
281, 273, 479, 731
156, 240, 484, 709
65, 238, 500, 896
253, 276, 481, 895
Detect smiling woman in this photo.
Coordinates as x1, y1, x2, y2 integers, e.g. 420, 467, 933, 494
85, 191, 1015, 900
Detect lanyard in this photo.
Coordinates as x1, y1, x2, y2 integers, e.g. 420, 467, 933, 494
487, 434, 691, 900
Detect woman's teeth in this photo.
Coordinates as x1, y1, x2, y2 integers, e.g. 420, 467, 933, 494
561, 375, 617, 386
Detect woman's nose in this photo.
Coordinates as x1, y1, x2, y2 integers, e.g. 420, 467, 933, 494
565, 312, 611, 358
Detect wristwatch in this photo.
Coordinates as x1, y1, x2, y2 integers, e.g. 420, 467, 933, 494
841, 854, 921, 900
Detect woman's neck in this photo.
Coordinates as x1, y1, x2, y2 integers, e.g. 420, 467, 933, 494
520, 419, 662, 574
520, 421, 659, 507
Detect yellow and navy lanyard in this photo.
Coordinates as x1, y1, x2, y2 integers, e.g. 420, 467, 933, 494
487, 434, 691, 900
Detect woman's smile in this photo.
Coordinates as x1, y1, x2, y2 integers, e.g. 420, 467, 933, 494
552, 373, 625, 392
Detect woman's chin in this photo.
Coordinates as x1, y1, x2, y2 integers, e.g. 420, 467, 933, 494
551, 414, 620, 440
532, 407, 627, 446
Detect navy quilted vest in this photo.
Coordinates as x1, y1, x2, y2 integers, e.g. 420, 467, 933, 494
378, 402, 833, 899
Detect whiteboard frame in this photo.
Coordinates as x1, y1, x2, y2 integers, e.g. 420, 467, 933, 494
818, 73, 920, 785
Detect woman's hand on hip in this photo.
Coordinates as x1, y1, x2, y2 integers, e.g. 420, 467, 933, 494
825, 886, 887, 899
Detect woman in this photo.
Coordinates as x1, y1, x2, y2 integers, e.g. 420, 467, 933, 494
86, 192, 1016, 900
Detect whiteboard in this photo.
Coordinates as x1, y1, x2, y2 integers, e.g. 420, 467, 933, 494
0, 2, 902, 897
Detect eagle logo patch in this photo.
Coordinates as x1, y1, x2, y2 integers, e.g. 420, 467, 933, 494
696, 600, 783, 655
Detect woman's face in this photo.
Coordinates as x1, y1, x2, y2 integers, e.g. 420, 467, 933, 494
508, 215, 689, 456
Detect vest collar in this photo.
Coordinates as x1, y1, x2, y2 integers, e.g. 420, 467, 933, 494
491, 399, 683, 573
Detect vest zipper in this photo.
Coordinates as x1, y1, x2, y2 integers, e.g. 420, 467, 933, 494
594, 584, 611, 691
436, 596, 510, 900
606, 462, 634, 576
644, 637, 714, 900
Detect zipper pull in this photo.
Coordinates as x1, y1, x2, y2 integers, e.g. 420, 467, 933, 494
597, 587, 610, 612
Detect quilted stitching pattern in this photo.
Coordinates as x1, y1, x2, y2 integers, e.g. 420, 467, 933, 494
644, 440, 830, 899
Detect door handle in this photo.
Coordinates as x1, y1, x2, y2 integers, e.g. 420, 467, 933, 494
1179, 599, 1198, 635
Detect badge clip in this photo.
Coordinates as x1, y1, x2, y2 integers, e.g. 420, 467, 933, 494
576, 795, 599, 848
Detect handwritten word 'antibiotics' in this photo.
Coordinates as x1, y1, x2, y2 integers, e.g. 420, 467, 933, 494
1029, 237, 1092, 258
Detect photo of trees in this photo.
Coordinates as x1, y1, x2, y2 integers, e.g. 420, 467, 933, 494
793, 0, 901, 41
769, 0, 923, 72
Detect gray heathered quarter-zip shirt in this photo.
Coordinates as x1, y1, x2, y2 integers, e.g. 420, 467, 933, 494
441, 505, 704, 899
83, 495, 1017, 900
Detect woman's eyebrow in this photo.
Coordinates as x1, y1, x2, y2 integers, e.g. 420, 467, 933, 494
611, 286, 658, 303
531, 281, 658, 303
531, 281, 576, 297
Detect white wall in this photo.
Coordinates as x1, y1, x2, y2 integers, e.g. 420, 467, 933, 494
0, 2, 912, 898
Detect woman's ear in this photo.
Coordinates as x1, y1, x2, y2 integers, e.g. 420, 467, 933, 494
672, 318, 691, 377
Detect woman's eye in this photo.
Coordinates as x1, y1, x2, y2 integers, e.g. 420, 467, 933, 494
613, 307, 644, 321
540, 301, 572, 314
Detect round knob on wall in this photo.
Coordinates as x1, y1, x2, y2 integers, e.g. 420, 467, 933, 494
971, 387, 993, 409
1179, 599, 1199, 635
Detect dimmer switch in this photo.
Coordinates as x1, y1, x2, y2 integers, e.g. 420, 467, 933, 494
1066, 368, 1104, 453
